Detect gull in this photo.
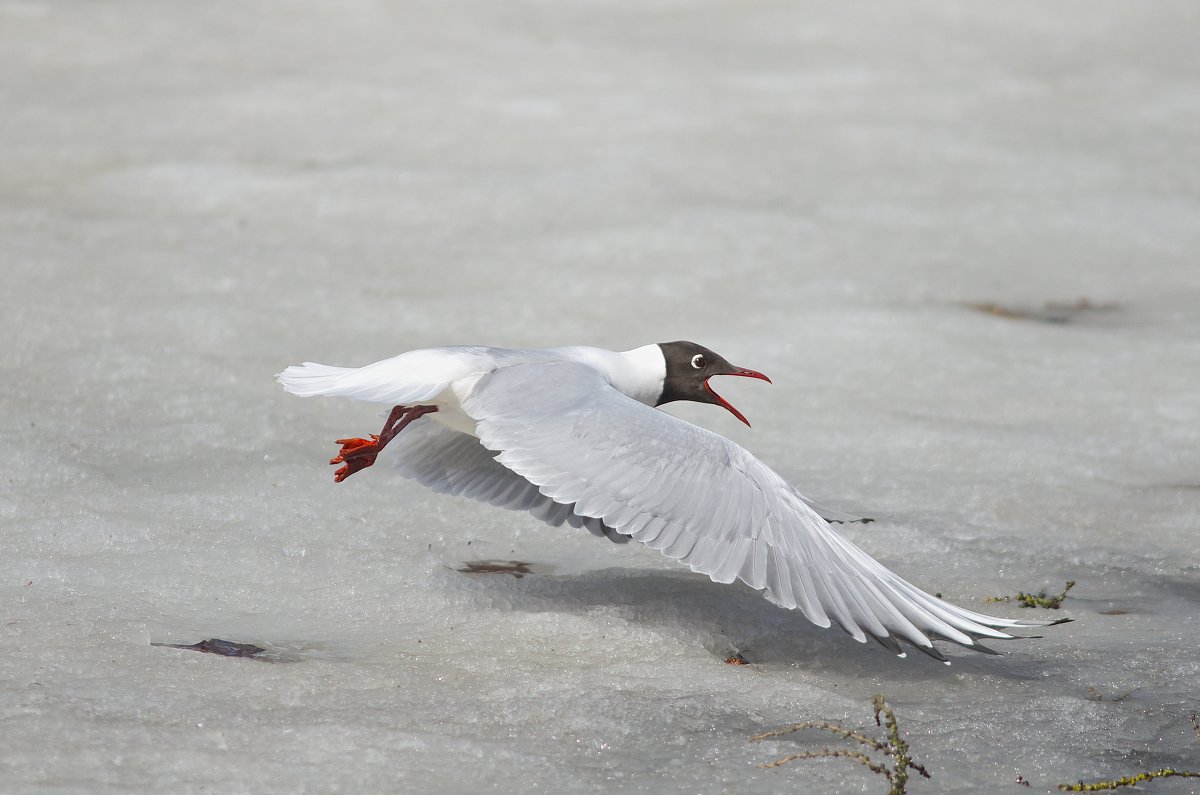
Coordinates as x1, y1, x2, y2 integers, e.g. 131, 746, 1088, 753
278, 341, 1061, 661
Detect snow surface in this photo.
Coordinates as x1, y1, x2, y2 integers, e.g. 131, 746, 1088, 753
3, 1, 1199, 792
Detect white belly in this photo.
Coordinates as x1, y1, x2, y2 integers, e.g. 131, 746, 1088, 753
427, 374, 485, 437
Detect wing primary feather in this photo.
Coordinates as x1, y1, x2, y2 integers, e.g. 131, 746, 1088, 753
810, 571, 867, 643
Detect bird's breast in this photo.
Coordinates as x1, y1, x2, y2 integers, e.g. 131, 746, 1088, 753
426, 373, 487, 437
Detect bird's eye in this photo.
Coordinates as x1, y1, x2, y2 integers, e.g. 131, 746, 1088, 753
691, 354, 706, 369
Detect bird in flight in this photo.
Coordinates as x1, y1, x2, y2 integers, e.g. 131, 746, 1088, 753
278, 341, 1060, 661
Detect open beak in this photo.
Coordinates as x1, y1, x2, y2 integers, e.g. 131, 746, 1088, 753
704, 367, 771, 427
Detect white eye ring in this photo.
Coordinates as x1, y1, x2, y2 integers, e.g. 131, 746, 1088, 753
691, 354, 706, 369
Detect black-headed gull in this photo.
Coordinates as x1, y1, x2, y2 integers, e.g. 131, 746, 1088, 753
279, 341, 1059, 661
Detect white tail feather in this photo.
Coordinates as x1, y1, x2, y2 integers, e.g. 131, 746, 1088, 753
277, 362, 356, 397
277, 358, 450, 404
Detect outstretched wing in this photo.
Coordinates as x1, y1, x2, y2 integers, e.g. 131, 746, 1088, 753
385, 419, 629, 542
463, 361, 1051, 659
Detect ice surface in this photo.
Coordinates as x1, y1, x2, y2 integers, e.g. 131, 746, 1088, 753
2, 1, 1198, 792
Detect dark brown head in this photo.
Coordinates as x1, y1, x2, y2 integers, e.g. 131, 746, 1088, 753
655, 341, 771, 427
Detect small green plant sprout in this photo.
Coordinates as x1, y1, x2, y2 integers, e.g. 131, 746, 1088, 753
750, 693, 930, 795
987, 580, 1074, 609
1057, 769, 1200, 791
1058, 715, 1200, 790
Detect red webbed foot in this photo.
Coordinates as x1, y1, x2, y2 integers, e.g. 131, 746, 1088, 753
328, 404, 438, 483
330, 435, 382, 482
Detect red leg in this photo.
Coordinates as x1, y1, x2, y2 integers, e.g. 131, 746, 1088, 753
330, 404, 438, 482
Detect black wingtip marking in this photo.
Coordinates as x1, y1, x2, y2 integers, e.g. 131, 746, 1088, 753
910, 642, 950, 663
873, 634, 905, 656
970, 642, 1002, 656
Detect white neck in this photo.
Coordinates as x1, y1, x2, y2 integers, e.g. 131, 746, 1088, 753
537, 344, 667, 406
614, 344, 667, 405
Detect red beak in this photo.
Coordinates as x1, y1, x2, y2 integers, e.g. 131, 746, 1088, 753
704, 367, 771, 427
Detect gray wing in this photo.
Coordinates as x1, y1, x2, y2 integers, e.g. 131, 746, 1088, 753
384, 419, 630, 543
463, 361, 1051, 659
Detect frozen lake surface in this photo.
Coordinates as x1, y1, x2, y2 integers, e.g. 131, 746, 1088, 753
3, 1, 1198, 792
